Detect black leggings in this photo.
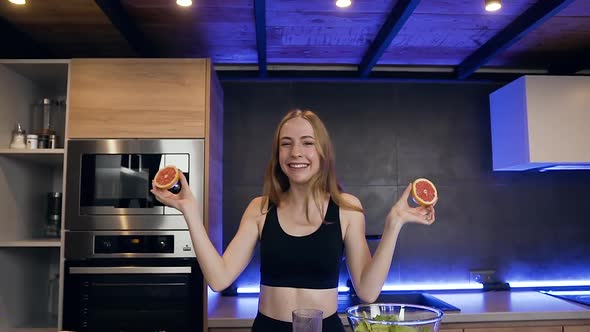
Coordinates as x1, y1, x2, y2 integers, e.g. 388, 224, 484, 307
252, 311, 345, 332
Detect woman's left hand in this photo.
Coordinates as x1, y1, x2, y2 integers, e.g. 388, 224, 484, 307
386, 183, 436, 228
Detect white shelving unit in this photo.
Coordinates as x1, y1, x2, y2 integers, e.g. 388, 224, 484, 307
0, 60, 68, 331
0, 149, 65, 166
0, 149, 65, 154
1, 329, 57, 332
10, 329, 57, 332
0, 240, 61, 248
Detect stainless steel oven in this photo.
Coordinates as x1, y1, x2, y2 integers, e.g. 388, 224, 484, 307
65, 139, 204, 230
62, 230, 204, 332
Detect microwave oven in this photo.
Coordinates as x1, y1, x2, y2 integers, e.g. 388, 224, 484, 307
65, 139, 204, 230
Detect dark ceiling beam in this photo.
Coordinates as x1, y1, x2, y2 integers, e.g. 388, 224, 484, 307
548, 48, 590, 75
455, 0, 577, 79
0, 18, 51, 58
94, 0, 158, 57
254, 0, 267, 77
216, 68, 522, 83
358, 0, 421, 78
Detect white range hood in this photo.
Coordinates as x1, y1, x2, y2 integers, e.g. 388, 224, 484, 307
489, 75, 590, 171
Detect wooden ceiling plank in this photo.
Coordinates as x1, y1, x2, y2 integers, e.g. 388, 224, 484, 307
455, 0, 577, 79
94, 0, 158, 57
358, 0, 422, 77
254, 0, 267, 77
0, 17, 51, 58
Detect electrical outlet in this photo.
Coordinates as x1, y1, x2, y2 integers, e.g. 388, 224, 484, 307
469, 269, 496, 284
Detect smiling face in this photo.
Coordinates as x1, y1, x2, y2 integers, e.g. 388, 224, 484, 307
278, 117, 321, 185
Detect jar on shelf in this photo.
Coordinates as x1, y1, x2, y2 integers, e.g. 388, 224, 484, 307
38, 135, 49, 149
26, 134, 38, 149
49, 134, 57, 149
45, 215, 60, 238
32, 98, 58, 137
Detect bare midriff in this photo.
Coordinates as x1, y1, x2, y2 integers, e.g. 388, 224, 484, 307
258, 285, 339, 322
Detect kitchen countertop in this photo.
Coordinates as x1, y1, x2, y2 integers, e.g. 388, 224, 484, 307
207, 290, 590, 328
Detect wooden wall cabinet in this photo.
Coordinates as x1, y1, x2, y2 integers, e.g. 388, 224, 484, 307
66, 58, 223, 332
209, 326, 564, 332
463, 327, 562, 332
208, 320, 590, 332
564, 326, 590, 332
208, 325, 464, 331
67, 58, 217, 139
443, 320, 590, 332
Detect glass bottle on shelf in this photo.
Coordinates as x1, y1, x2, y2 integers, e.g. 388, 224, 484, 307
32, 98, 63, 148
9, 122, 27, 149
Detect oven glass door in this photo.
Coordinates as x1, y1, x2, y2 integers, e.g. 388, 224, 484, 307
80, 153, 188, 215
63, 259, 203, 332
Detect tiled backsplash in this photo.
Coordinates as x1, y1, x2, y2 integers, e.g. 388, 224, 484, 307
221, 81, 590, 288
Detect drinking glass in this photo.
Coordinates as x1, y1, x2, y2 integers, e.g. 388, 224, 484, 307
292, 308, 323, 332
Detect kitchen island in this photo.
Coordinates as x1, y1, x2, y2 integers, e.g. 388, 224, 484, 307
208, 290, 590, 331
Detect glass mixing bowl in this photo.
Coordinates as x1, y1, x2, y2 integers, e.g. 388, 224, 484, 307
346, 303, 444, 332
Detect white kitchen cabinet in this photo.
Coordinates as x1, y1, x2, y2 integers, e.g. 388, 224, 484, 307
0, 60, 68, 331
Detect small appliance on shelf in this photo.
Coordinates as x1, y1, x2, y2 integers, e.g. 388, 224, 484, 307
46, 192, 62, 238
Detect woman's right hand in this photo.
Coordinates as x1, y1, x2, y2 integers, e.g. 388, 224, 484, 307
151, 172, 199, 215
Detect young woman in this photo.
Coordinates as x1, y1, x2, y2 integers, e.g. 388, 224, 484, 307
151, 109, 436, 332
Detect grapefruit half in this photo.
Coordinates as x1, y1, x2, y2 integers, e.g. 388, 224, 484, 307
411, 178, 438, 207
154, 165, 180, 190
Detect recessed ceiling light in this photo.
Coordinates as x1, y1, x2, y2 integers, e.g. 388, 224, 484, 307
8, 0, 26, 5
336, 0, 351, 8
485, 0, 502, 12
176, 0, 192, 7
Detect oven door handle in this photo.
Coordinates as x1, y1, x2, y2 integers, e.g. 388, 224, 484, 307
69, 266, 192, 274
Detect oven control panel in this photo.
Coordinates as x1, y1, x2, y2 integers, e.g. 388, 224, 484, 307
65, 231, 195, 259
95, 235, 174, 254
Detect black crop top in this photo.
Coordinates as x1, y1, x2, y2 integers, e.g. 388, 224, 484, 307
260, 198, 344, 289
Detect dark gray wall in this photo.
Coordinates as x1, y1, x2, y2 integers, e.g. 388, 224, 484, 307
221, 81, 590, 289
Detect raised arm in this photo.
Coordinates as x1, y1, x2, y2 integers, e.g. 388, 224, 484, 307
184, 197, 262, 292
343, 184, 436, 303
152, 173, 261, 292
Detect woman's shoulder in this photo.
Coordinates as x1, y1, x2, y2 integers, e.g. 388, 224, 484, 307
243, 196, 272, 216
337, 192, 362, 207
240, 196, 270, 230
335, 193, 364, 234
334, 192, 363, 212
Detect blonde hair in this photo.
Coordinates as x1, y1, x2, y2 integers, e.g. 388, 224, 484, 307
261, 109, 363, 221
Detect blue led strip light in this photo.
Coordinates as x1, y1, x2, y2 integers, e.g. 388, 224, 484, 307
235, 280, 590, 294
